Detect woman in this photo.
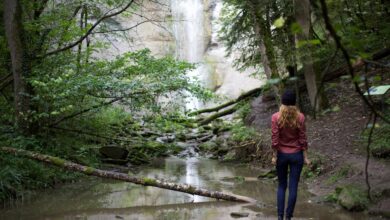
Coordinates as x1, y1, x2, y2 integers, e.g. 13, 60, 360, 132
271, 89, 310, 220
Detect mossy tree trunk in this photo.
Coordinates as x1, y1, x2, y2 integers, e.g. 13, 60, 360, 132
0, 147, 256, 203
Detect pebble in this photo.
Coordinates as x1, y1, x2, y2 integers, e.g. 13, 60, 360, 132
230, 212, 249, 218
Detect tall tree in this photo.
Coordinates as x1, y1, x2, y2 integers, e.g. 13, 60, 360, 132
294, 0, 327, 111
3, 0, 32, 134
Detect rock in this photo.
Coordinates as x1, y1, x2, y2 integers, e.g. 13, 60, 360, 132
198, 141, 218, 152
176, 133, 187, 141
337, 185, 369, 211
230, 212, 249, 218
257, 169, 277, 179
197, 134, 214, 142
99, 145, 129, 159
156, 134, 176, 143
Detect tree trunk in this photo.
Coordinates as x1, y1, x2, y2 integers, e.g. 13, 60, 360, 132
247, 1, 280, 99
294, 0, 327, 111
0, 147, 256, 203
3, 0, 32, 134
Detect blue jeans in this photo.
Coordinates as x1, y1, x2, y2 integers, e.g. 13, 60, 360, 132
276, 151, 304, 218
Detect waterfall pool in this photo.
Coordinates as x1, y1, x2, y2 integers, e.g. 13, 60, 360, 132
0, 157, 376, 220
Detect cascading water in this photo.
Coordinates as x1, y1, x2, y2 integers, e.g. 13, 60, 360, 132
171, 0, 207, 111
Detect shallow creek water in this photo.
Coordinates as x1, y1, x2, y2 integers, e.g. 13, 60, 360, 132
0, 157, 376, 220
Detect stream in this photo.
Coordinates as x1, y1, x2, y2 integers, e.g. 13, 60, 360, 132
0, 157, 375, 220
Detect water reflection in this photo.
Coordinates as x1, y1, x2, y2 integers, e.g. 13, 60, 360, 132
0, 157, 378, 220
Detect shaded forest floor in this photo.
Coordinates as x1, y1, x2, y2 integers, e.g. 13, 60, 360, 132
247, 77, 390, 216
305, 80, 390, 215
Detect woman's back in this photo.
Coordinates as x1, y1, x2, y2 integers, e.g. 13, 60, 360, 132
271, 106, 307, 154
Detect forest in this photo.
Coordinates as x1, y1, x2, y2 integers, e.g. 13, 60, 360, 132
0, 0, 389, 219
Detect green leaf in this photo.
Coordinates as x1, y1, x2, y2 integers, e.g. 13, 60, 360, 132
308, 39, 321, 45
290, 22, 302, 34
273, 17, 285, 28
352, 75, 365, 83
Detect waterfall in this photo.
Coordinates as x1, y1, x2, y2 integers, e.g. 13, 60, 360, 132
171, 0, 207, 111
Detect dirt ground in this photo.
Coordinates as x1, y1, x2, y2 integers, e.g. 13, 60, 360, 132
246, 78, 390, 216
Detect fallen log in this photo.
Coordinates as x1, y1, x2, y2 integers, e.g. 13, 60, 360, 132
189, 87, 263, 116
190, 48, 390, 118
199, 106, 237, 126
0, 147, 256, 203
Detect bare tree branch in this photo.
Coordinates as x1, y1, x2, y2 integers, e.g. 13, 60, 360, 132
365, 114, 377, 201
49, 97, 123, 127
42, 0, 136, 58
92, 20, 150, 34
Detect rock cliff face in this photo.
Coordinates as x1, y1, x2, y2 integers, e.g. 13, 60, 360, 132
99, 0, 262, 103
95, 0, 174, 58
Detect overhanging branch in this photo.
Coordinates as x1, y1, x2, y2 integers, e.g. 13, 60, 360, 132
42, 0, 136, 57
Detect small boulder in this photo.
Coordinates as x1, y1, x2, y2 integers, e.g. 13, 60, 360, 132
337, 185, 369, 211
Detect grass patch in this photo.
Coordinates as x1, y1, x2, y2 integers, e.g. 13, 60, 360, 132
326, 165, 351, 184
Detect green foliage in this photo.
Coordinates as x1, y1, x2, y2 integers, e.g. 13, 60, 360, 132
230, 122, 258, 142
29, 49, 209, 125
301, 153, 324, 179
336, 185, 369, 211
236, 102, 252, 119
273, 17, 285, 28
0, 133, 98, 202
362, 123, 390, 158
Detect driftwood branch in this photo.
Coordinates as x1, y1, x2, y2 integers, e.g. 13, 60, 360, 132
0, 147, 256, 203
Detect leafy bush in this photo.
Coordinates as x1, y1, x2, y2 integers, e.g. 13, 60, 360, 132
362, 123, 390, 158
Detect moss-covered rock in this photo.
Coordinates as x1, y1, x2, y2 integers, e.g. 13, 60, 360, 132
258, 169, 277, 179
337, 185, 369, 211
198, 141, 218, 152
